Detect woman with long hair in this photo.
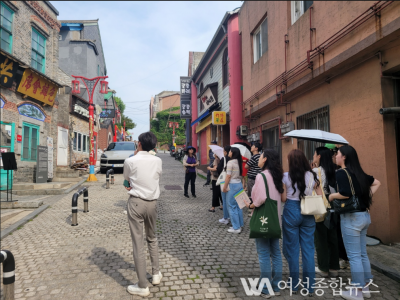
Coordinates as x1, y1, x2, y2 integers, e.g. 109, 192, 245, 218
183, 146, 199, 198
328, 145, 381, 300
207, 153, 222, 212
312, 147, 340, 278
245, 149, 284, 298
282, 149, 322, 295
222, 147, 244, 233
218, 145, 231, 225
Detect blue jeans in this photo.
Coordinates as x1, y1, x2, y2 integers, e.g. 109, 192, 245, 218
341, 211, 373, 287
282, 200, 316, 293
227, 182, 244, 230
221, 191, 230, 220
256, 238, 282, 295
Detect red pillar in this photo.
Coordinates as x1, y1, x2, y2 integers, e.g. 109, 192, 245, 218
191, 82, 198, 149
227, 14, 243, 145
113, 118, 117, 142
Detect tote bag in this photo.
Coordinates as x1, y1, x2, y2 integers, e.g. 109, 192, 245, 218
314, 167, 331, 222
300, 174, 326, 215
249, 173, 281, 239
216, 157, 227, 186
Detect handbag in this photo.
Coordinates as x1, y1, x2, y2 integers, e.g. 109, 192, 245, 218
216, 157, 227, 186
300, 175, 326, 215
249, 173, 281, 239
324, 209, 337, 229
332, 169, 361, 214
314, 168, 331, 222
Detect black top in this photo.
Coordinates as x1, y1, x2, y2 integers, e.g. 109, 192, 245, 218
335, 168, 374, 210
217, 157, 229, 176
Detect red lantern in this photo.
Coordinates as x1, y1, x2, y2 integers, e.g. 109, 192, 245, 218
100, 80, 108, 94
71, 79, 80, 94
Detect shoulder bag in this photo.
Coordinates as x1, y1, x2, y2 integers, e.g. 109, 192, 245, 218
216, 157, 227, 186
314, 167, 331, 222
332, 169, 361, 214
300, 174, 326, 215
249, 173, 281, 239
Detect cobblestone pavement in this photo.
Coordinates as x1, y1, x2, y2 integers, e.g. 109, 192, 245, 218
1, 154, 400, 300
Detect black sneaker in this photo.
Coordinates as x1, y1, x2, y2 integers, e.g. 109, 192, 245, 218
184, 194, 189, 198
192, 194, 197, 198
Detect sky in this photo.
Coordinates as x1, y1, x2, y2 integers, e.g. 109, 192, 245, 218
52, 1, 241, 141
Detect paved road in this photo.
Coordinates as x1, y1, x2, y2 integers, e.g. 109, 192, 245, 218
1, 154, 399, 300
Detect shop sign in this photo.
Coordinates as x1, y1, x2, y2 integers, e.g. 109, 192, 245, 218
17, 135, 22, 142
17, 69, 57, 106
0, 53, 18, 88
200, 87, 217, 111
280, 122, 295, 134
99, 109, 115, 118
180, 76, 191, 119
212, 111, 226, 125
18, 103, 46, 121
1, 97, 5, 108
36, 145, 48, 183
74, 104, 89, 117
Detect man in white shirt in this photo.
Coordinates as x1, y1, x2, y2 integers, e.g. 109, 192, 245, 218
123, 132, 163, 297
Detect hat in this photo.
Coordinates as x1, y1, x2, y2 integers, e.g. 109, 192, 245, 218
186, 146, 196, 154
211, 140, 217, 144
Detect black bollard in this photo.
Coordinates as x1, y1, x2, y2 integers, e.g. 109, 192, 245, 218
106, 169, 114, 189
1, 250, 15, 300
71, 187, 89, 226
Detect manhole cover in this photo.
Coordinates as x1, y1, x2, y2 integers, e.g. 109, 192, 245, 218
164, 185, 182, 190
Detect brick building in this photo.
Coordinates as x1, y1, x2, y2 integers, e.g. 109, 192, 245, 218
0, 1, 69, 186
239, 1, 400, 243
150, 91, 180, 122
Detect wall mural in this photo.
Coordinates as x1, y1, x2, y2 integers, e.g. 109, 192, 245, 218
18, 103, 46, 121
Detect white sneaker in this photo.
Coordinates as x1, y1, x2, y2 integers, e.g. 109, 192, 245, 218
362, 287, 371, 299
219, 218, 229, 225
315, 266, 329, 277
152, 271, 163, 285
126, 283, 150, 296
340, 259, 350, 269
341, 289, 364, 300
227, 228, 242, 234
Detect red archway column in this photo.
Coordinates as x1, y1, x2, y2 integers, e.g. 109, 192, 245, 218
227, 14, 243, 145
191, 82, 198, 148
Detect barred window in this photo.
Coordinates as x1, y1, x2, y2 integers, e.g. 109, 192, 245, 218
297, 106, 329, 162
262, 126, 282, 163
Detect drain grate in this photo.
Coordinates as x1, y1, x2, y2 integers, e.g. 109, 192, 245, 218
164, 185, 182, 190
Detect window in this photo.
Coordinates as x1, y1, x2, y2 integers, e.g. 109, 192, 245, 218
222, 48, 228, 86
22, 122, 39, 161
199, 82, 205, 112
97, 65, 100, 76
31, 28, 46, 73
297, 105, 329, 162
253, 18, 268, 63
73, 132, 90, 152
73, 132, 77, 151
291, 1, 313, 25
77, 133, 82, 151
82, 133, 87, 152
263, 126, 282, 163
0, 3, 13, 54
86, 136, 90, 153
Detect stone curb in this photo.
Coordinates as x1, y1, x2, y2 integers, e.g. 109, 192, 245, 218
1, 204, 49, 240
370, 259, 400, 283
63, 176, 88, 194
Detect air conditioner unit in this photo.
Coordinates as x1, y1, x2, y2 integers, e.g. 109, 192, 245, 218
254, 132, 260, 141
239, 125, 248, 136
280, 122, 295, 134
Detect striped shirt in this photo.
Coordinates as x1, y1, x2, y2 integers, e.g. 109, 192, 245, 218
246, 153, 262, 180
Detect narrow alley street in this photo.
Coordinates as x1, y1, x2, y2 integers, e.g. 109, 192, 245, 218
1, 154, 399, 300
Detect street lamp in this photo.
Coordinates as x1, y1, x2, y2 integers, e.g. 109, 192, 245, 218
71, 75, 108, 182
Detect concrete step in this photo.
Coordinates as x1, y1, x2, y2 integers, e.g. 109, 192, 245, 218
52, 177, 82, 182
55, 170, 80, 178
12, 182, 72, 191
1, 209, 25, 223
12, 188, 71, 196
0, 210, 34, 231
1, 200, 43, 209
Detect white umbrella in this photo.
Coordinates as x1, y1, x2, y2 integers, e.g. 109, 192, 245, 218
284, 130, 349, 144
209, 145, 224, 159
231, 144, 252, 160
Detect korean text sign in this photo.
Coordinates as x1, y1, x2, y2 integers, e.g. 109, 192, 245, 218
17, 69, 58, 106
212, 111, 226, 125
180, 76, 191, 119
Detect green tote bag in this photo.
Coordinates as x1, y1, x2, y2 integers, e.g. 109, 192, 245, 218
249, 173, 281, 239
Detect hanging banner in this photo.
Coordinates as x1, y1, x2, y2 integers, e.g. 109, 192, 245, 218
17, 69, 58, 106
47, 137, 53, 179
99, 109, 115, 118
180, 76, 191, 119
0, 53, 18, 88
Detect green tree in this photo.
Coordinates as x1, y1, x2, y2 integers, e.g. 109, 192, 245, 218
114, 96, 136, 130
150, 107, 186, 146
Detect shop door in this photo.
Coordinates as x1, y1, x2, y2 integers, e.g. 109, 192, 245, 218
57, 127, 68, 166
0, 122, 15, 191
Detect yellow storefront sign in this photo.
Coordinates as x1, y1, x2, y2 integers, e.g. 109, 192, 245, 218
17, 69, 58, 106
212, 111, 226, 125
196, 115, 212, 133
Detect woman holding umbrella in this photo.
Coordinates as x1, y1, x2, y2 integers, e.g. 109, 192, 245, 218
183, 146, 199, 198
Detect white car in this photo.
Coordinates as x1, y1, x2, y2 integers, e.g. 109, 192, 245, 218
100, 142, 136, 173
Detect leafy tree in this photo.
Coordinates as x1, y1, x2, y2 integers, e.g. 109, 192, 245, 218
150, 106, 186, 146
114, 96, 136, 130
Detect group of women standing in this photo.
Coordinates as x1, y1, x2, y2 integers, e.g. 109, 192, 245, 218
246, 146, 380, 299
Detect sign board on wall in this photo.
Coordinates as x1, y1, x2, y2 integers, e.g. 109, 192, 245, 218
17, 135, 22, 142
17, 69, 58, 106
212, 111, 226, 125
0, 53, 18, 88
180, 77, 191, 119
99, 109, 115, 118
47, 137, 53, 179
36, 146, 48, 183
